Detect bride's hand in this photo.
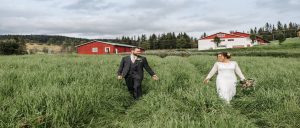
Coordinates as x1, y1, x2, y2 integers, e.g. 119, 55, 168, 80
203, 79, 209, 84
152, 75, 159, 80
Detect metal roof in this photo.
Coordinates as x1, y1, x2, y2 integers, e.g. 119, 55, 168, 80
75, 40, 136, 48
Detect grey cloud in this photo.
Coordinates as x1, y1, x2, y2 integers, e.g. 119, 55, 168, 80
256, 0, 300, 13
0, 8, 44, 19
64, 0, 116, 11
1, 0, 299, 38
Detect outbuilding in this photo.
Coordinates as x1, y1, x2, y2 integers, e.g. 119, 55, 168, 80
75, 40, 136, 54
198, 32, 269, 50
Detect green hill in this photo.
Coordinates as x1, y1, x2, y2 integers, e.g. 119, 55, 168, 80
145, 38, 300, 58
0, 35, 89, 46
201, 38, 300, 57
270, 37, 300, 45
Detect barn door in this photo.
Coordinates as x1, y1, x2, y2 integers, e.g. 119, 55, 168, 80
105, 47, 110, 53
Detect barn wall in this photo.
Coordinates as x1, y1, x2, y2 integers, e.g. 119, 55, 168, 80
198, 38, 253, 50
198, 39, 216, 50
77, 42, 114, 54
114, 46, 132, 53
221, 38, 252, 48
77, 41, 134, 55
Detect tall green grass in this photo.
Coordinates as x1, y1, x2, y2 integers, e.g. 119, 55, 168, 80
0, 55, 299, 127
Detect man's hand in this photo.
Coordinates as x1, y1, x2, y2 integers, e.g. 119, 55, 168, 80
203, 79, 209, 84
152, 75, 159, 80
117, 75, 123, 80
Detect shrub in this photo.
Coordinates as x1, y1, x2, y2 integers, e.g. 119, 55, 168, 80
0, 39, 26, 55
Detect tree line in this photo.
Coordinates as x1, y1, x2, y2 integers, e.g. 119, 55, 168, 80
248, 21, 299, 44
99, 32, 198, 50
0, 35, 89, 55
0, 35, 89, 45
0, 33, 197, 55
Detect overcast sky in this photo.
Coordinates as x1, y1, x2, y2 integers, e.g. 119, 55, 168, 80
0, 0, 299, 39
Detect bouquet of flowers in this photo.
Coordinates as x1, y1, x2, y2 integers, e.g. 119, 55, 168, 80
239, 78, 255, 90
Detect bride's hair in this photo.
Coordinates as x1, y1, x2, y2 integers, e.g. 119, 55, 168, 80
217, 52, 231, 59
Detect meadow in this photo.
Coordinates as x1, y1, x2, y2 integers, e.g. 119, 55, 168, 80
0, 53, 299, 127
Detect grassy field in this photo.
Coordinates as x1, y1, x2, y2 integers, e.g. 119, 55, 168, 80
0, 54, 299, 127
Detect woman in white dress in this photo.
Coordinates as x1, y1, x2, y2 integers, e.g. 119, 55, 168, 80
204, 52, 245, 103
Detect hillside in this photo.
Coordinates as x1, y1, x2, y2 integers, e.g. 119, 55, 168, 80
0, 35, 89, 46
0, 35, 139, 54
145, 38, 300, 57
26, 43, 63, 54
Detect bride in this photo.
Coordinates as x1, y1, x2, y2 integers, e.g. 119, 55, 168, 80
204, 52, 245, 103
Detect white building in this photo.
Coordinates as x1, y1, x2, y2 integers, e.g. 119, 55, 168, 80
198, 32, 269, 50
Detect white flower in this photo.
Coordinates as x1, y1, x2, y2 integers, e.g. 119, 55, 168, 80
227, 53, 231, 56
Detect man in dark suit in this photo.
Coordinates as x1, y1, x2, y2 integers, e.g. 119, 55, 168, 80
117, 47, 159, 100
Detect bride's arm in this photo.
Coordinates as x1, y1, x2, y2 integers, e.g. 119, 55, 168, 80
205, 62, 218, 80
234, 62, 245, 80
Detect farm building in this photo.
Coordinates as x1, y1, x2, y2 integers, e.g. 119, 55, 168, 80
297, 29, 300, 37
75, 40, 137, 55
198, 32, 269, 50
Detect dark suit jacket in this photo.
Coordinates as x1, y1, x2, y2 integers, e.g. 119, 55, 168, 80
117, 55, 155, 79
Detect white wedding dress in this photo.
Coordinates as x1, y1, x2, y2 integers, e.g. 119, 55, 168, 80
205, 61, 245, 103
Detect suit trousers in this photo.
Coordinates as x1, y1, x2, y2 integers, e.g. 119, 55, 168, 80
125, 76, 142, 99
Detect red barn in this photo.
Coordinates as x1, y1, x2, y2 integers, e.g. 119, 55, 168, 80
75, 40, 137, 55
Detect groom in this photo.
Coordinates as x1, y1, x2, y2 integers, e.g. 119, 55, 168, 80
117, 47, 159, 100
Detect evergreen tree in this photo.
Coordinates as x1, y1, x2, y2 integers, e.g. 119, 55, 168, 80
250, 34, 256, 44
277, 21, 283, 30
213, 36, 221, 47
277, 31, 286, 45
